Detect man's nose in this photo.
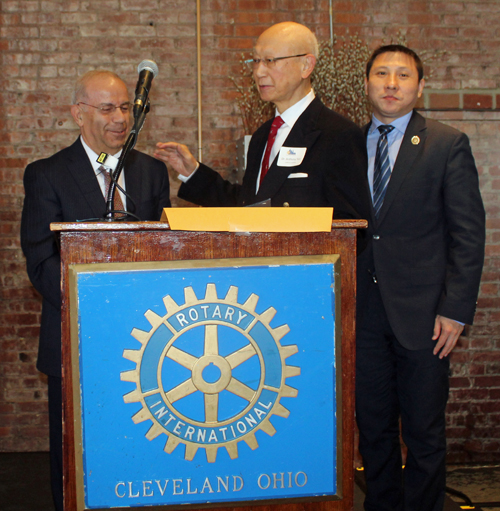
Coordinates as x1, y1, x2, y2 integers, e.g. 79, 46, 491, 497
111, 107, 129, 123
253, 61, 268, 78
385, 73, 398, 88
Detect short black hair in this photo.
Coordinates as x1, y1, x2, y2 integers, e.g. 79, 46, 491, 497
366, 44, 424, 81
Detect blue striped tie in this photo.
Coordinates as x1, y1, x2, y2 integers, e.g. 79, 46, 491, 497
373, 124, 395, 218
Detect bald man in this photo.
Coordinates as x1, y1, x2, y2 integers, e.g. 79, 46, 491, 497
155, 22, 370, 220
21, 70, 171, 510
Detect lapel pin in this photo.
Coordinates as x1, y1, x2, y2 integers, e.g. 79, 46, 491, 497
411, 136, 420, 145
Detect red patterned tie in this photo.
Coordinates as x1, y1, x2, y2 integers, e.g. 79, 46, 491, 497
260, 116, 284, 184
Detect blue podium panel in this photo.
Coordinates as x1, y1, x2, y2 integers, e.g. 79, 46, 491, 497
69, 255, 341, 510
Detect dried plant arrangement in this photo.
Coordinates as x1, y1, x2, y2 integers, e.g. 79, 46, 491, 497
312, 36, 371, 126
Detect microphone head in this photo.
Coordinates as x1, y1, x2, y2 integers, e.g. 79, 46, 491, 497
137, 59, 159, 77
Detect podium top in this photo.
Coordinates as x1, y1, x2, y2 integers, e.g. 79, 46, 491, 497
50, 219, 368, 232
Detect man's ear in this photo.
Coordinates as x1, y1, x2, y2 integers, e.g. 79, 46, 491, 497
70, 104, 84, 127
417, 78, 425, 98
301, 54, 316, 79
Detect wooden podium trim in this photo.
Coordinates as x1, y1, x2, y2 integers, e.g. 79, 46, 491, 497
51, 219, 368, 232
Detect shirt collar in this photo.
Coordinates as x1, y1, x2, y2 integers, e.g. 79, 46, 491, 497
80, 136, 123, 173
369, 110, 413, 136
276, 89, 315, 129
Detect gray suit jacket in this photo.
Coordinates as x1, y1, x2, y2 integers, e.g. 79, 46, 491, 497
21, 138, 171, 376
358, 111, 485, 349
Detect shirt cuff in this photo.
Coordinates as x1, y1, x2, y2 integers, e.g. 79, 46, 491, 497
177, 162, 200, 183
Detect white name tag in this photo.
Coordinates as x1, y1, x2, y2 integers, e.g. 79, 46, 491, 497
288, 172, 308, 178
277, 146, 307, 167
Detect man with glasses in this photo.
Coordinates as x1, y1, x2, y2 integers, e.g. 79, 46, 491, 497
20, 70, 171, 511
155, 21, 370, 220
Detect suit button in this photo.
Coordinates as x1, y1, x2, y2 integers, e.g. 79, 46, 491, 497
373, 234, 380, 240
283, 202, 290, 207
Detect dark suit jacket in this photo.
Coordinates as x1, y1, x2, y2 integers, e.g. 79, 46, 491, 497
358, 111, 485, 349
178, 97, 372, 220
21, 138, 171, 377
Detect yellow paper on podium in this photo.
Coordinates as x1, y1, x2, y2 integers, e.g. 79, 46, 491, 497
161, 207, 333, 232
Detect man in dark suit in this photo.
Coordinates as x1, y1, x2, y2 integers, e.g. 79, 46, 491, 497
20, 70, 171, 510
356, 45, 485, 511
154, 21, 370, 220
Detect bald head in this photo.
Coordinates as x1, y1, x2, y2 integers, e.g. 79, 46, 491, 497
252, 22, 318, 113
72, 70, 126, 105
257, 22, 319, 59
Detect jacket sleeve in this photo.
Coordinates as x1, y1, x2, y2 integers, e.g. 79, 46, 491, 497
437, 132, 485, 324
20, 162, 63, 310
178, 163, 242, 206
323, 123, 371, 220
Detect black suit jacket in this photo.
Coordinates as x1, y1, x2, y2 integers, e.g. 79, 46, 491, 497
21, 138, 171, 376
178, 97, 371, 220
358, 111, 485, 349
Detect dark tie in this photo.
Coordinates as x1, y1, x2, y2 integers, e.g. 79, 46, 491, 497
260, 116, 285, 184
101, 166, 125, 216
372, 124, 395, 218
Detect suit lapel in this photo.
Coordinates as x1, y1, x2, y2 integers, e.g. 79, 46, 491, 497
240, 122, 270, 204
256, 98, 322, 202
375, 112, 427, 226
66, 139, 107, 218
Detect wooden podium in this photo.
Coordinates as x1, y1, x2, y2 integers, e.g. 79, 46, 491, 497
53, 220, 366, 511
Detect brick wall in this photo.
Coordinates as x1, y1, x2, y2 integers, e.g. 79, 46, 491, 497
0, 1, 499, 462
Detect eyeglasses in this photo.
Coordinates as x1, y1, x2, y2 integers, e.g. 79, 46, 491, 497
245, 53, 308, 69
77, 102, 132, 114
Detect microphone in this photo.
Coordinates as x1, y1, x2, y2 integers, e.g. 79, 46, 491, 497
133, 60, 158, 116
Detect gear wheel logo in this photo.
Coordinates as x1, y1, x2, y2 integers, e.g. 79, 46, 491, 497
121, 284, 300, 463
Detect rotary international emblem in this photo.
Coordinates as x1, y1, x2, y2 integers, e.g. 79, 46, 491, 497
121, 284, 300, 463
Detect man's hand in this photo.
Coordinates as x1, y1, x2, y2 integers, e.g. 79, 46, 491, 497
432, 315, 465, 358
154, 142, 198, 177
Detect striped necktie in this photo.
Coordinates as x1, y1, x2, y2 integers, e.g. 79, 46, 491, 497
101, 166, 125, 216
372, 124, 395, 218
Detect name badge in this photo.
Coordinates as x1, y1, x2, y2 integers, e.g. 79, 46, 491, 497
277, 146, 307, 167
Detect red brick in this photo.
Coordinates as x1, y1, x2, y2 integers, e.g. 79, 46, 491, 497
472, 376, 500, 388
335, 12, 368, 24
464, 94, 494, 110
428, 93, 460, 110
237, 0, 269, 8
408, 13, 441, 24
449, 377, 471, 388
